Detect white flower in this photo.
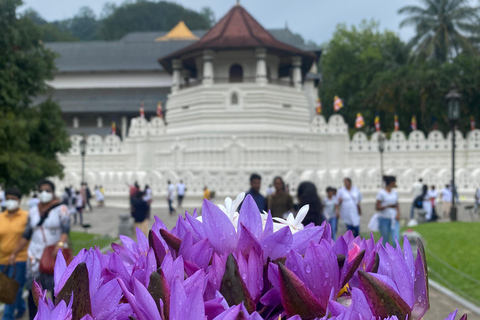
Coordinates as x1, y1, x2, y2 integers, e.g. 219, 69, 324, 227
272, 204, 309, 233
217, 192, 245, 230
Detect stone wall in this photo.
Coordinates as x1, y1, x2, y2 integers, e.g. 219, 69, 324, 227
56, 115, 480, 208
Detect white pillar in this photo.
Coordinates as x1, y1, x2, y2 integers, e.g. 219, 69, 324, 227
121, 116, 127, 139
172, 59, 182, 92
203, 50, 214, 85
256, 48, 267, 85
97, 116, 103, 128
292, 56, 302, 90
73, 117, 79, 128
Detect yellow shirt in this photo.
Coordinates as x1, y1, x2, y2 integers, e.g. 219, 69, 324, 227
0, 209, 29, 263
203, 189, 211, 200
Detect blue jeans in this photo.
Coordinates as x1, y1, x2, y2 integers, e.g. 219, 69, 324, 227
378, 217, 394, 247
328, 217, 338, 240
0, 262, 27, 320
346, 224, 359, 238
168, 199, 175, 214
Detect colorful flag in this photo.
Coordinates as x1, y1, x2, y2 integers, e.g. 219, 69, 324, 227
315, 98, 322, 115
374, 114, 381, 132
471, 115, 476, 131
355, 113, 365, 129
157, 102, 163, 118
410, 116, 417, 130
139, 102, 145, 118
394, 114, 400, 131
333, 96, 343, 112
111, 122, 116, 135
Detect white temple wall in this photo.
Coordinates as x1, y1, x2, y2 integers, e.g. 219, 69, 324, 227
56, 116, 480, 208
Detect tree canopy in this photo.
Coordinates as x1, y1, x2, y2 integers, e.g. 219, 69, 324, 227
398, 0, 480, 62
319, 19, 480, 135
0, 0, 70, 193
24, 1, 214, 42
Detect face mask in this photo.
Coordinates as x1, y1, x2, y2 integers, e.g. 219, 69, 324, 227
39, 191, 53, 203
5, 200, 19, 211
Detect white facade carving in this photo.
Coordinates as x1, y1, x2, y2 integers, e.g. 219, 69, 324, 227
57, 113, 480, 208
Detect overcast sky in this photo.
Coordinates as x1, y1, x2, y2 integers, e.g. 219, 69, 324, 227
21, 0, 425, 44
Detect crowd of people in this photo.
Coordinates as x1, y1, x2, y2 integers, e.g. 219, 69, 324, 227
0, 180, 71, 320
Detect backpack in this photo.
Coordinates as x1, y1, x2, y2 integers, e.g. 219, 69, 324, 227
414, 195, 423, 209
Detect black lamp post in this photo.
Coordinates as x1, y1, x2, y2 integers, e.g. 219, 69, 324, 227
378, 132, 386, 181
80, 137, 87, 183
445, 86, 461, 222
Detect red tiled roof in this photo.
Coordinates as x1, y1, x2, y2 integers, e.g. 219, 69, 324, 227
159, 5, 316, 73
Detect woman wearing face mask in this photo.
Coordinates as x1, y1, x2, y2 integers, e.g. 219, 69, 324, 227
0, 188, 28, 320
9, 179, 71, 320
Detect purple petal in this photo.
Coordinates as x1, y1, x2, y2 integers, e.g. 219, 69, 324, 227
201, 199, 238, 254
239, 194, 263, 239
261, 226, 293, 262
246, 248, 263, 301
149, 230, 168, 267
262, 211, 274, 241
412, 240, 429, 320
91, 279, 123, 319
183, 238, 213, 270
285, 250, 306, 283
291, 226, 324, 255
303, 240, 340, 309
236, 224, 262, 256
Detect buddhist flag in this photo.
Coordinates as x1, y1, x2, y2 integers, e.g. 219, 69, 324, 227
411, 116, 417, 130
140, 103, 145, 118
471, 115, 476, 131
333, 96, 343, 112
316, 98, 322, 115
111, 122, 116, 135
157, 102, 163, 118
374, 114, 381, 132
355, 113, 365, 129
394, 114, 400, 131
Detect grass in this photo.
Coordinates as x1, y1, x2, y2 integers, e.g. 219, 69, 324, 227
70, 231, 117, 255
363, 222, 480, 306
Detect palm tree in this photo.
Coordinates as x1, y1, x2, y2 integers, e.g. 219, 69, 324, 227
399, 0, 480, 62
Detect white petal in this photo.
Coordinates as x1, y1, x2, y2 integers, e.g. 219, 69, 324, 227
218, 205, 228, 214
233, 192, 246, 210
294, 205, 309, 226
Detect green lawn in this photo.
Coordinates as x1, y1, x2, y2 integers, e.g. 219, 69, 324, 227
364, 222, 480, 306
70, 231, 117, 255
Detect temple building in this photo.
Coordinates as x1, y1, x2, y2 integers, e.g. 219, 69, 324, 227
40, 4, 321, 138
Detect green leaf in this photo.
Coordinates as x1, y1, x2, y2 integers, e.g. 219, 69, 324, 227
220, 254, 255, 313
56, 262, 92, 320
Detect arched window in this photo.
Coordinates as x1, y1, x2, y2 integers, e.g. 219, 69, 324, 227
231, 92, 238, 105
229, 64, 243, 83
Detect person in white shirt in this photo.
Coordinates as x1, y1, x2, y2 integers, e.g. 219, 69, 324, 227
440, 184, 453, 219
323, 187, 339, 240
28, 194, 40, 209
376, 176, 400, 246
143, 185, 152, 218
428, 185, 439, 221
167, 181, 175, 215
176, 181, 186, 208
337, 178, 362, 237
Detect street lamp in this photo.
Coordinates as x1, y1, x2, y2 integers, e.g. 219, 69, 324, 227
378, 132, 386, 181
80, 137, 87, 183
445, 86, 461, 222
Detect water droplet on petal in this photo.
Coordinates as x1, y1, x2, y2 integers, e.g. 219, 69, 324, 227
324, 272, 329, 278
305, 264, 312, 274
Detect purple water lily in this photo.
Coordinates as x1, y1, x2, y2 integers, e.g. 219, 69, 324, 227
33, 192, 465, 320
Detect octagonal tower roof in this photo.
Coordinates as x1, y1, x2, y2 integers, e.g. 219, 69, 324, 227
159, 4, 317, 76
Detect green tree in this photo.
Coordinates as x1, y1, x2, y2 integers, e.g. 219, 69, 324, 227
398, 0, 480, 62
319, 20, 410, 132
99, 1, 213, 40
0, 0, 70, 193
69, 6, 100, 41
22, 9, 78, 42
